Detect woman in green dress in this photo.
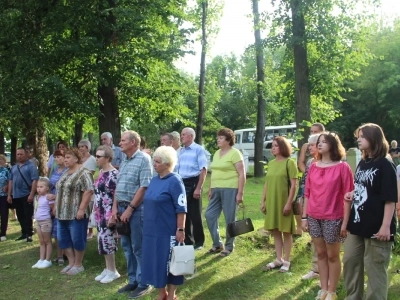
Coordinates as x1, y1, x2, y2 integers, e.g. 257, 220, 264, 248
260, 136, 298, 272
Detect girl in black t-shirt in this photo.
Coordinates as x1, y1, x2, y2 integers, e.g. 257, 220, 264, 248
343, 123, 397, 300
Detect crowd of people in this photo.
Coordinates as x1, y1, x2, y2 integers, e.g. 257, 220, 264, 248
0, 123, 399, 300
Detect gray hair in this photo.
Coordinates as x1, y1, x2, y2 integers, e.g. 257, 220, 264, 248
162, 133, 173, 141
78, 139, 92, 151
183, 127, 196, 140
308, 134, 320, 144
153, 146, 177, 172
96, 145, 114, 162
123, 130, 141, 146
101, 132, 113, 140
170, 131, 180, 142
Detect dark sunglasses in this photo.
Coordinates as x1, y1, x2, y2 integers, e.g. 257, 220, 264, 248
95, 155, 106, 159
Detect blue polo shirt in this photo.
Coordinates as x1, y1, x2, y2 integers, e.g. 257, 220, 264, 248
112, 144, 126, 168
10, 160, 39, 198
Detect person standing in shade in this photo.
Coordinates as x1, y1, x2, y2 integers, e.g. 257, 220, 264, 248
7, 147, 39, 242
176, 127, 207, 249
112, 130, 153, 298
0, 154, 10, 241
101, 132, 126, 169
160, 133, 174, 147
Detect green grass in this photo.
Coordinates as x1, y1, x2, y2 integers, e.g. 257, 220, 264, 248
1, 177, 400, 299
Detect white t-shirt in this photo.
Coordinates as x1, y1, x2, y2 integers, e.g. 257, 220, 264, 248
396, 165, 400, 181
83, 156, 97, 172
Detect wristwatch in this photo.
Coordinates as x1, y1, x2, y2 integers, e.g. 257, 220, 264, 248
177, 228, 184, 232
129, 204, 137, 211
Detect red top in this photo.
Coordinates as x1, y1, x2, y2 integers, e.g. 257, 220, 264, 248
305, 162, 354, 220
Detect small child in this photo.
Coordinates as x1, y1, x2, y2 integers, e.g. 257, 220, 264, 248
32, 177, 54, 269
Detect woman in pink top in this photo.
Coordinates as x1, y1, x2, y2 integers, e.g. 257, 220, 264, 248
302, 133, 354, 300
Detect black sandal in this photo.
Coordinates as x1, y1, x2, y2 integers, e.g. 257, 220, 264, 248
219, 250, 231, 257
207, 246, 223, 254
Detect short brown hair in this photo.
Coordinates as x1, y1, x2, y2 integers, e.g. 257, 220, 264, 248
316, 132, 346, 161
56, 140, 69, 149
64, 148, 82, 164
217, 128, 235, 146
354, 123, 389, 160
53, 150, 65, 157
273, 136, 292, 158
311, 123, 325, 132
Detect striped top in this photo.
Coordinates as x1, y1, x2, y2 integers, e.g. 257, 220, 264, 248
176, 142, 207, 179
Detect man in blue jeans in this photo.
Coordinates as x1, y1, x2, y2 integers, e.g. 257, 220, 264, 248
112, 130, 153, 299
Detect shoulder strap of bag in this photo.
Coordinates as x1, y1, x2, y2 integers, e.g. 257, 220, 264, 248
17, 165, 31, 190
286, 159, 291, 195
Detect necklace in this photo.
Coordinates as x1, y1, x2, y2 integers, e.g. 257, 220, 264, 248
364, 157, 374, 164
320, 160, 333, 164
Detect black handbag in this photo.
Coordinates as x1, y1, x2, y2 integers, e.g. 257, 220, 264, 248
115, 213, 131, 236
227, 204, 254, 237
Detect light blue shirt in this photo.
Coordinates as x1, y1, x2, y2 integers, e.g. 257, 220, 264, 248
112, 144, 126, 168
115, 150, 152, 202
10, 160, 39, 198
176, 142, 207, 179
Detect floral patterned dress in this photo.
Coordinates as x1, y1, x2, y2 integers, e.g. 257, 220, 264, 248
94, 169, 118, 255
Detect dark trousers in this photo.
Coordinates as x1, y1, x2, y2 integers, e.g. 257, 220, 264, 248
0, 196, 9, 237
13, 195, 34, 237
183, 178, 205, 246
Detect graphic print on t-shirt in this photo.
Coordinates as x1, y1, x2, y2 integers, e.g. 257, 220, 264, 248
178, 193, 187, 206
352, 167, 377, 223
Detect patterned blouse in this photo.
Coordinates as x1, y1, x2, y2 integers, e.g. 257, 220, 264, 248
0, 166, 9, 197
55, 167, 94, 220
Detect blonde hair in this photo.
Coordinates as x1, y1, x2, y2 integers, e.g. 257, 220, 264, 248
153, 146, 178, 172
38, 177, 51, 190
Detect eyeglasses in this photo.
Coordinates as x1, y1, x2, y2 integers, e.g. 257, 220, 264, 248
95, 155, 106, 159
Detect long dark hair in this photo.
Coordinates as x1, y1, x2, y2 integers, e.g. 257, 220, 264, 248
316, 132, 346, 161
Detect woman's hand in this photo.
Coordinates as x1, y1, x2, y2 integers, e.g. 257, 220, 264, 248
283, 202, 292, 216
236, 193, 243, 204
340, 224, 348, 237
47, 194, 56, 201
260, 202, 266, 215
301, 219, 308, 232
344, 191, 354, 202
374, 225, 391, 241
176, 230, 185, 243
76, 209, 85, 220
107, 215, 116, 227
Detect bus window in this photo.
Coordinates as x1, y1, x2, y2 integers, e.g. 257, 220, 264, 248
265, 129, 273, 141
273, 129, 280, 137
243, 131, 255, 143
235, 134, 241, 144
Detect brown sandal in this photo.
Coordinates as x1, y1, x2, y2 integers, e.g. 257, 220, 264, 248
207, 246, 223, 254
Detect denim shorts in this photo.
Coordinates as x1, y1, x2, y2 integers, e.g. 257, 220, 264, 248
57, 218, 89, 251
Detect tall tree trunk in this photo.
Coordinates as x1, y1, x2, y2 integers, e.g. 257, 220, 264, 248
74, 120, 83, 147
0, 131, 4, 154
252, 0, 266, 178
98, 85, 121, 144
195, 0, 208, 145
290, 0, 311, 147
36, 126, 48, 176
10, 135, 17, 165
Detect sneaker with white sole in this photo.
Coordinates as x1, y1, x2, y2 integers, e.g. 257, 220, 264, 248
301, 270, 319, 280
38, 260, 52, 269
32, 260, 44, 268
95, 269, 108, 281
100, 270, 121, 284
315, 289, 328, 300
0, 236, 6, 241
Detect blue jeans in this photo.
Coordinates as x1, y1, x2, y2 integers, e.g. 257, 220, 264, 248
118, 203, 148, 288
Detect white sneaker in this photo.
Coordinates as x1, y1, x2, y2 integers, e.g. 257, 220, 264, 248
32, 260, 44, 268
95, 269, 108, 281
0, 236, 6, 241
100, 270, 120, 284
302, 270, 319, 280
38, 260, 52, 269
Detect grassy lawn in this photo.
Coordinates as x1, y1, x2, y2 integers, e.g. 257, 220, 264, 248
1, 176, 400, 299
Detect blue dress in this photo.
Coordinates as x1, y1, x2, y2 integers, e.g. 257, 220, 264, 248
141, 172, 187, 288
